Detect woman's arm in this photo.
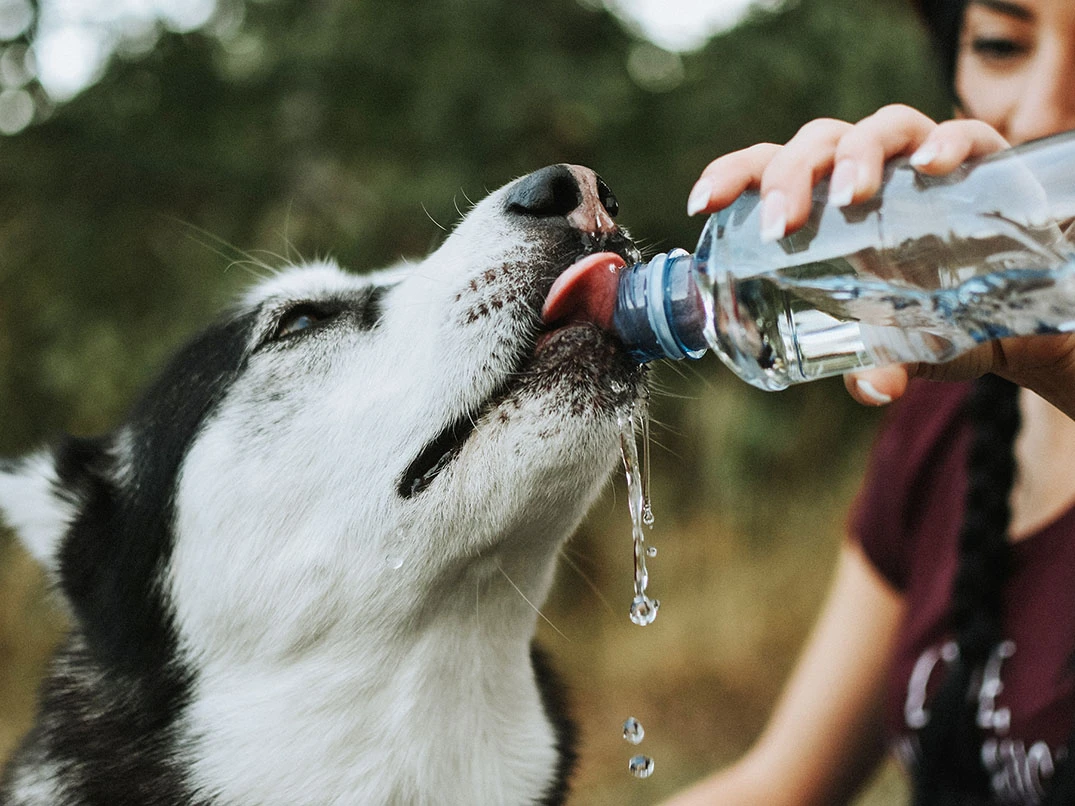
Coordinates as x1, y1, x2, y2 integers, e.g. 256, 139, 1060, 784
660, 540, 905, 806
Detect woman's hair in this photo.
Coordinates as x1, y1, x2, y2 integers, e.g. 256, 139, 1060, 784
913, 0, 967, 98
897, 3, 1072, 801
913, 374, 1019, 805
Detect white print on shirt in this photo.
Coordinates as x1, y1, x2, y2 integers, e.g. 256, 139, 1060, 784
905, 640, 959, 729
897, 640, 1064, 806
982, 738, 1056, 805
977, 640, 1015, 734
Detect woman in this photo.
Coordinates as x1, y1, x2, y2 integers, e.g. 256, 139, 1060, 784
665, 1, 1075, 804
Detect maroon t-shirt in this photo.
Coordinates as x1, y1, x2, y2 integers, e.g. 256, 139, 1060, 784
850, 380, 1075, 804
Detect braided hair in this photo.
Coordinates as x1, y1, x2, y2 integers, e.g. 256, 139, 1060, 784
913, 374, 1018, 804
907, 2, 1010, 801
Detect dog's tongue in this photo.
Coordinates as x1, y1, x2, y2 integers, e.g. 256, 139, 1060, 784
541, 252, 626, 331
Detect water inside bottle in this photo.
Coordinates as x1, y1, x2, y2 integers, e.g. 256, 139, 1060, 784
702, 235, 1075, 390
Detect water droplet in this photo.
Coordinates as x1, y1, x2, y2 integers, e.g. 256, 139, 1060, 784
385, 555, 404, 570
646, 545, 657, 558
629, 595, 659, 626
622, 717, 644, 744
640, 407, 653, 526
629, 754, 655, 779
620, 411, 659, 627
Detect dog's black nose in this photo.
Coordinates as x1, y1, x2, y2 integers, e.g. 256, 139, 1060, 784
506, 164, 619, 237
507, 165, 581, 218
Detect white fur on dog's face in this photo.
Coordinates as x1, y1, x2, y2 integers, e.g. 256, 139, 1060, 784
0, 166, 642, 805
172, 184, 642, 662
168, 172, 642, 803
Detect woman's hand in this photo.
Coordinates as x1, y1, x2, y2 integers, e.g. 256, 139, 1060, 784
687, 105, 1075, 419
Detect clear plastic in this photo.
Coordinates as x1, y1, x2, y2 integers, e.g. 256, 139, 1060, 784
614, 131, 1075, 390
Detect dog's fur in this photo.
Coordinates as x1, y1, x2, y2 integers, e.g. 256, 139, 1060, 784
0, 165, 644, 805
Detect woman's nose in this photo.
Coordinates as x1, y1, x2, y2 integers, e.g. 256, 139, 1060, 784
1006, 42, 1075, 143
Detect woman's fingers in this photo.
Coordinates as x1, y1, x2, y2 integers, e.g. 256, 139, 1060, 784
688, 143, 782, 215
844, 367, 910, 406
821, 105, 938, 204
845, 344, 999, 407
755, 118, 853, 237
689, 107, 942, 237
689, 107, 1011, 240
907, 118, 1010, 173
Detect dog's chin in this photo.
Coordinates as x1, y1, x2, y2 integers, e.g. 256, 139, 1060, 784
398, 324, 643, 499
524, 322, 643, 412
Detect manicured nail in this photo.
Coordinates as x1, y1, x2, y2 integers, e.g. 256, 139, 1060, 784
687, 179, 712, 216
828, 159, 857, 207
855, 378, 893, 405
909, 143, 938, 168
759, 190, 787, 243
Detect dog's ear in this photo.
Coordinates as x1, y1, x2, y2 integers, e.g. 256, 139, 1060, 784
0, 447, 82, 571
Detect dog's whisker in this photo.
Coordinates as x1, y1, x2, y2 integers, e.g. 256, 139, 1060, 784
556, 550, 616, 616
246, 248, 298, 273
422, 203, 449, 233
496, 563, 570, 642
169, 218, 274, 274
225, 257, 280, 281
280, 199, 304, 266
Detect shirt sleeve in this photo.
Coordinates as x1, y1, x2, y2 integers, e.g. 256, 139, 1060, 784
847, 380, 971, 592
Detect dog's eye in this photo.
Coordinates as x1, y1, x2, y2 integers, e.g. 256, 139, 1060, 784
273, 304, 336, 340
596, 177, 618, 218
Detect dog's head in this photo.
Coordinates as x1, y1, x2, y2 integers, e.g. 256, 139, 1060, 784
0, 165, 644, 672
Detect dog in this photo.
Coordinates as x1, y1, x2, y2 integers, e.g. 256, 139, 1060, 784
0, 165, 645, 805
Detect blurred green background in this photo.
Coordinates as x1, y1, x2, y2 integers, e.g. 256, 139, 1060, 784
0, 0, 949, 802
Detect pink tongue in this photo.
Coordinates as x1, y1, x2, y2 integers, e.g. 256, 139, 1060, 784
541, 252, 626, 331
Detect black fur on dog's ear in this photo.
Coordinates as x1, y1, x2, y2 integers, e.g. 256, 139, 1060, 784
49, 433, 190, 684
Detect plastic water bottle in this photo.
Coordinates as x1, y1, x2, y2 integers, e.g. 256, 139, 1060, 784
613, 130, 1075, 391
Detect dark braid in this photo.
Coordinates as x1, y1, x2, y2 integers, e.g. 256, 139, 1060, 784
913, 375, 1020, 805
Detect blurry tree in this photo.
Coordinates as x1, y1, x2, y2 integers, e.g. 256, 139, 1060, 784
0, 0, 945, 447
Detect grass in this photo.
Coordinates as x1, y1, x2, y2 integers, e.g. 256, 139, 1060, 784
0, 536, 67, 764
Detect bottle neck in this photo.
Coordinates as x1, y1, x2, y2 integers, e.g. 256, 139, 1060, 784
613, 251, 708, 363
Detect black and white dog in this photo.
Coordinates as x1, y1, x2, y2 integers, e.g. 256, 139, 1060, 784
0, 165, 645, 805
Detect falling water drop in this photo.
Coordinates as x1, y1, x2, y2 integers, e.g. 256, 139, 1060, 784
619, 410, 658, 779
640, 406, 654, 526
629, 594, 659, 626
629, 755, 655, 779
620, 411, 658, 626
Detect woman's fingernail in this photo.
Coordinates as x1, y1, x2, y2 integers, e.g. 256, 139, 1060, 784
828, 159, 857, 207
687, 179, 712, 216
759, 190, 787, 243
909, 143, 938, 168
855, 378, 893, 405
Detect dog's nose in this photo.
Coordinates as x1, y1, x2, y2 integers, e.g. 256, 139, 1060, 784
505, 164, 618, 237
